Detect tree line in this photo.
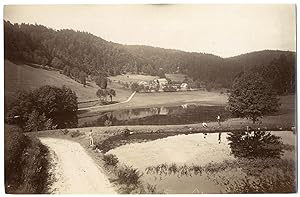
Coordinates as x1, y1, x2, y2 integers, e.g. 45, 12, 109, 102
4, 20, 296, 94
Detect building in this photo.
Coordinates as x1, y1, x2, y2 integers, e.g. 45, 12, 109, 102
138, 81, 149, 87
156, 78, 168, 88
180, 83, 188, 90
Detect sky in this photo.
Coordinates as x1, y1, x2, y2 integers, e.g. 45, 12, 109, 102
4, 4, 296, 57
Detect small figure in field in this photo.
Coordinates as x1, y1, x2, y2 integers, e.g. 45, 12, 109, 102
202, 122, 208, 128
218, 132, 222, 144
89, 129, 94, 146
217, 115, 221, 126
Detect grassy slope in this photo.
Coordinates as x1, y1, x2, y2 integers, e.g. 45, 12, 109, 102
4, 60, 132, 107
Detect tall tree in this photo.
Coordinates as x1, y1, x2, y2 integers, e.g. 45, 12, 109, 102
79, 71, 87, 87
96, 89, 107, 102
107, 88, 116, 102
95, 75, 108, 89
227, 72, 280, 123
51, 57, 64, 69
63, 65, 71, 76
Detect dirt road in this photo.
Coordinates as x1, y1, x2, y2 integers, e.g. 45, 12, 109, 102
39, 138, 116, 194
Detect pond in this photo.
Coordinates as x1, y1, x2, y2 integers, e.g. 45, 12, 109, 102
106, 131, 296, 193
80, 104, 231, 127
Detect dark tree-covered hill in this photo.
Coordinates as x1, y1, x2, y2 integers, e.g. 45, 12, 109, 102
4, 20, 296, 93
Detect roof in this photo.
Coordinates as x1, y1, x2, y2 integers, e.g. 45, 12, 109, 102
157, 78, 168, 82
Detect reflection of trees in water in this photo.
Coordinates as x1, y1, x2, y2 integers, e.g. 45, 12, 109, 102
227, 131, 284, 159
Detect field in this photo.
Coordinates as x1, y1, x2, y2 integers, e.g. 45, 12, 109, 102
4, 60, 132, 107
165, 74, 187, 82
109, 73, 187, 84
109, 74, 158, 84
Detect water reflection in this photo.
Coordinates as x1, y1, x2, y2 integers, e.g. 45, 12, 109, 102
227, 131, 284, 159
84, 105, 230, 127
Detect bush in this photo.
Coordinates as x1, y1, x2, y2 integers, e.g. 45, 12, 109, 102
70, 130, 82, 138
5, 126, 28, 189
62, 129, 69, 135
5, 125, 50, 193
122, 128, 131, 137
163, 86, 177, 92
104, 120, 112, 127
114, 165, 143, 186
6, 85, 78, 132
137, 184, 163, 194
102, 154, 119, 167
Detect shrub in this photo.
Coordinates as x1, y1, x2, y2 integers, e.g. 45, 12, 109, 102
5, 126, 50, 193
6, 85, 78, 131
137, 184, 163, 194
162, 86, 177, 92
122, 128, 131, 137
104, 120, 112, 127
5, 126, 28, 189
102, 154, 119, 167
62, 129, 69, 135
70, 130, 82, 138
114, 165, 143, 186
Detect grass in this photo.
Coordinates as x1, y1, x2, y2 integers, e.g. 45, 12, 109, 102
112, 165, 143, 186
70, 130, 84, 138
144, 158, 296, 193
4, 60, 132, 108
165, 73, 187, 82
5, 125, 50, 194
108, 74, 158, 84
103, 154, 119, 167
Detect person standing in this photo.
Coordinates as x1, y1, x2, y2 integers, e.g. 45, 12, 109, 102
218, 132, 222, 144
217, 115, 221, 126
89, 129, 94, 146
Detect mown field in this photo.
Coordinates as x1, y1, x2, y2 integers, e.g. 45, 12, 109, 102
165, 74, 186, 82
108, 74, 158, 84
4, 60, 132, 108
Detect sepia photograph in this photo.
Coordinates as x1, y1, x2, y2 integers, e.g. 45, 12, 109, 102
3, 3, 297, 194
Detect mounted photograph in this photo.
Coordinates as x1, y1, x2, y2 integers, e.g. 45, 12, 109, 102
3, 4, 297, 194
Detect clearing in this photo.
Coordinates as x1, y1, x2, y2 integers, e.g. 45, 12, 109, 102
108, 74, 158, 84
39, 137, 116, 194
165, 73, 187, 82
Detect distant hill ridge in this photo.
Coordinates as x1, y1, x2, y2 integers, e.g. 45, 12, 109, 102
4, 20, 295, 90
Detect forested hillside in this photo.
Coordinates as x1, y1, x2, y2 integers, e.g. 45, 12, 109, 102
4, 20, 296, 93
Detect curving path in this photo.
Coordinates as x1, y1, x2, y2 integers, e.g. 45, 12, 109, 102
78, 91, 136, 111
39, 138, 116, 194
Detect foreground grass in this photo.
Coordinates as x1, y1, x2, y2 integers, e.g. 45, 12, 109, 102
5, 125, 50, 194
145, 158, 296, 193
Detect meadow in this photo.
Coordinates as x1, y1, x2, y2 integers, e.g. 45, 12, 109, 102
4, 60, 132, 108
108, 74, 158, 84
